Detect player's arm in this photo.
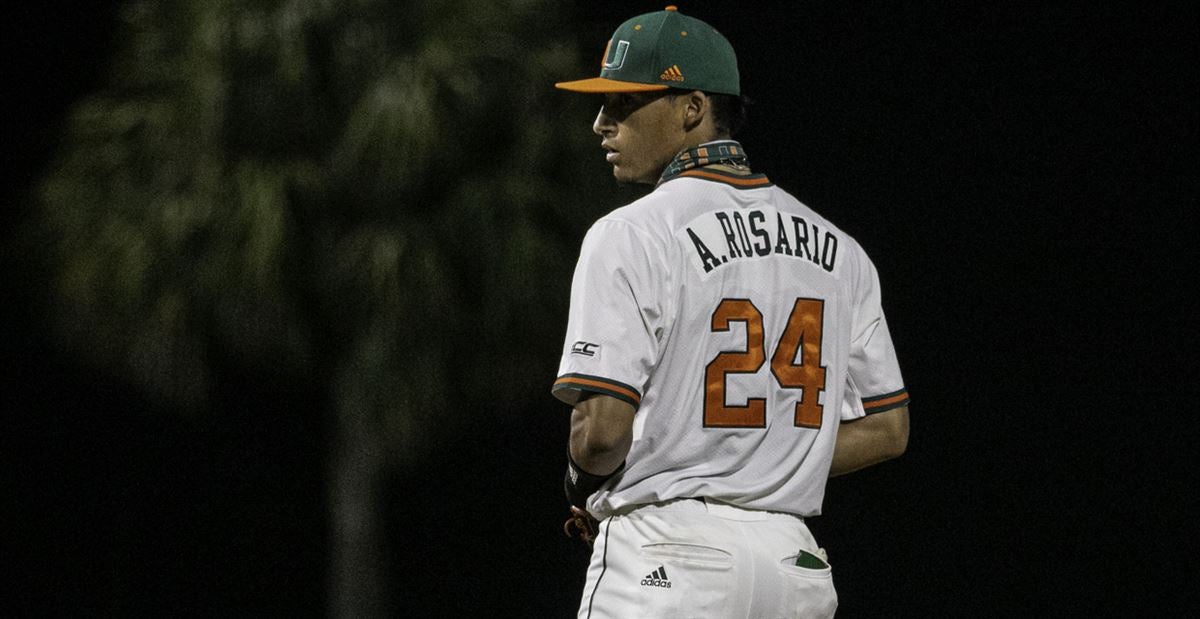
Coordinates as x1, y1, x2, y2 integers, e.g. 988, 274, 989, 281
569, 393, 636, 476
829, 405, 908, 477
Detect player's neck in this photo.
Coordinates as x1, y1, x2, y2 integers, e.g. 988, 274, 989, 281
658, 139, 752, 184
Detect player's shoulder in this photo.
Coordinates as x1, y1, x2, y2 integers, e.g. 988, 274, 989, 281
588, 185, 682, 242
602, 184, 681, 222
576, 194, 662, 259
598, 176, 741, 230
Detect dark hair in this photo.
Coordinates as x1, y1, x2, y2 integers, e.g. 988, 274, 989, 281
662, 90, 751, 137
709, 93, 751, 137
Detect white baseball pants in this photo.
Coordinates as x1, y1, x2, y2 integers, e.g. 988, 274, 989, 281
577, 498, 837, 618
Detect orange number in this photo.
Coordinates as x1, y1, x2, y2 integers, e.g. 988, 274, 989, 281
704, 298, 826, 429
704, 299, 767, 427
771, 298, 827, 428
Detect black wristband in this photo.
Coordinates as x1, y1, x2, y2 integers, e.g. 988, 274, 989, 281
564, 454, 624, 510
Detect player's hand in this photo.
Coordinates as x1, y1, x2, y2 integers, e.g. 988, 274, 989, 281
563, 506, 600, 545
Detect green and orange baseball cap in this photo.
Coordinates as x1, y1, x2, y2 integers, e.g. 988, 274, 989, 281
555, 5, 740, 95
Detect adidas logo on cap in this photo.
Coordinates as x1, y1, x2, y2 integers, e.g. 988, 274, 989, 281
640, 565, 672, 588
659, 65, 684, 82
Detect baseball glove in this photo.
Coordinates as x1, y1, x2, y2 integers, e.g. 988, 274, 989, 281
563, 506, 600, 545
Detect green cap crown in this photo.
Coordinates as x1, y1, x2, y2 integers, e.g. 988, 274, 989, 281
556, 6, 740, 95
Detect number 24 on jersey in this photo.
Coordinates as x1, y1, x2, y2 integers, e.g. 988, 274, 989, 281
704, 298, 827, 429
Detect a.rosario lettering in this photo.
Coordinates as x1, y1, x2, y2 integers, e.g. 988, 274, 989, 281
684, 208, 840, 274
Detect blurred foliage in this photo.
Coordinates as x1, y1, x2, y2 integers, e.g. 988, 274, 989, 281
35, 0, 616, 467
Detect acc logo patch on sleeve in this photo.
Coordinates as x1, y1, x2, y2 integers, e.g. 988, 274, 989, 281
571, 340, 601, 359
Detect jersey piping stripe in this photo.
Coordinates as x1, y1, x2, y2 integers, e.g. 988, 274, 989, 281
554, 373, 642, 408
585, 519, 611, 619
675, 168, 773, 188
862, 388, 910, 414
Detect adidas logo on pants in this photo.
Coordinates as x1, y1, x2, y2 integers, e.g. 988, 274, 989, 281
640, 566, 672, 588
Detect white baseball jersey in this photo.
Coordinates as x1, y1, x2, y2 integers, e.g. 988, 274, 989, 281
554, 166, 908, 520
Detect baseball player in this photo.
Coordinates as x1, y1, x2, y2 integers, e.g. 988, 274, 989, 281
552, 6, 909, 618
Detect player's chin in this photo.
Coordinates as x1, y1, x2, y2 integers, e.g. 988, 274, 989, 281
611, 164, 652, 186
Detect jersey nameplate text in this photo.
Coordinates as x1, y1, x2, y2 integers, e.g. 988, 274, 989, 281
677, 207, 840, 276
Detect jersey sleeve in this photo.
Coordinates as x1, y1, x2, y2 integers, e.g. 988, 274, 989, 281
840, 376, 867, 421
844, 253, 909, 419
552, 219, 666, 410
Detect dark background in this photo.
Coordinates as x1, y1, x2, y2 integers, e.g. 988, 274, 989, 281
3, 1, 1194, 616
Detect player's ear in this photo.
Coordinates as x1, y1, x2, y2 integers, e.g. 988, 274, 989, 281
681, 90, 708, 131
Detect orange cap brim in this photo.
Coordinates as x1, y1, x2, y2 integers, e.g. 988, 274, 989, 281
554, 77, 671, 93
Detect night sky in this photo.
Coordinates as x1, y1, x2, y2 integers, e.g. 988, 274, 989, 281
3, 1, 1194, 616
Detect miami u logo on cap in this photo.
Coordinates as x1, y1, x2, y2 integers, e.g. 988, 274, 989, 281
602, 39, 630, 70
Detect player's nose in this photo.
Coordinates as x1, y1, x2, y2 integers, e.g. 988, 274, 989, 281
593, 107, 616, 137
